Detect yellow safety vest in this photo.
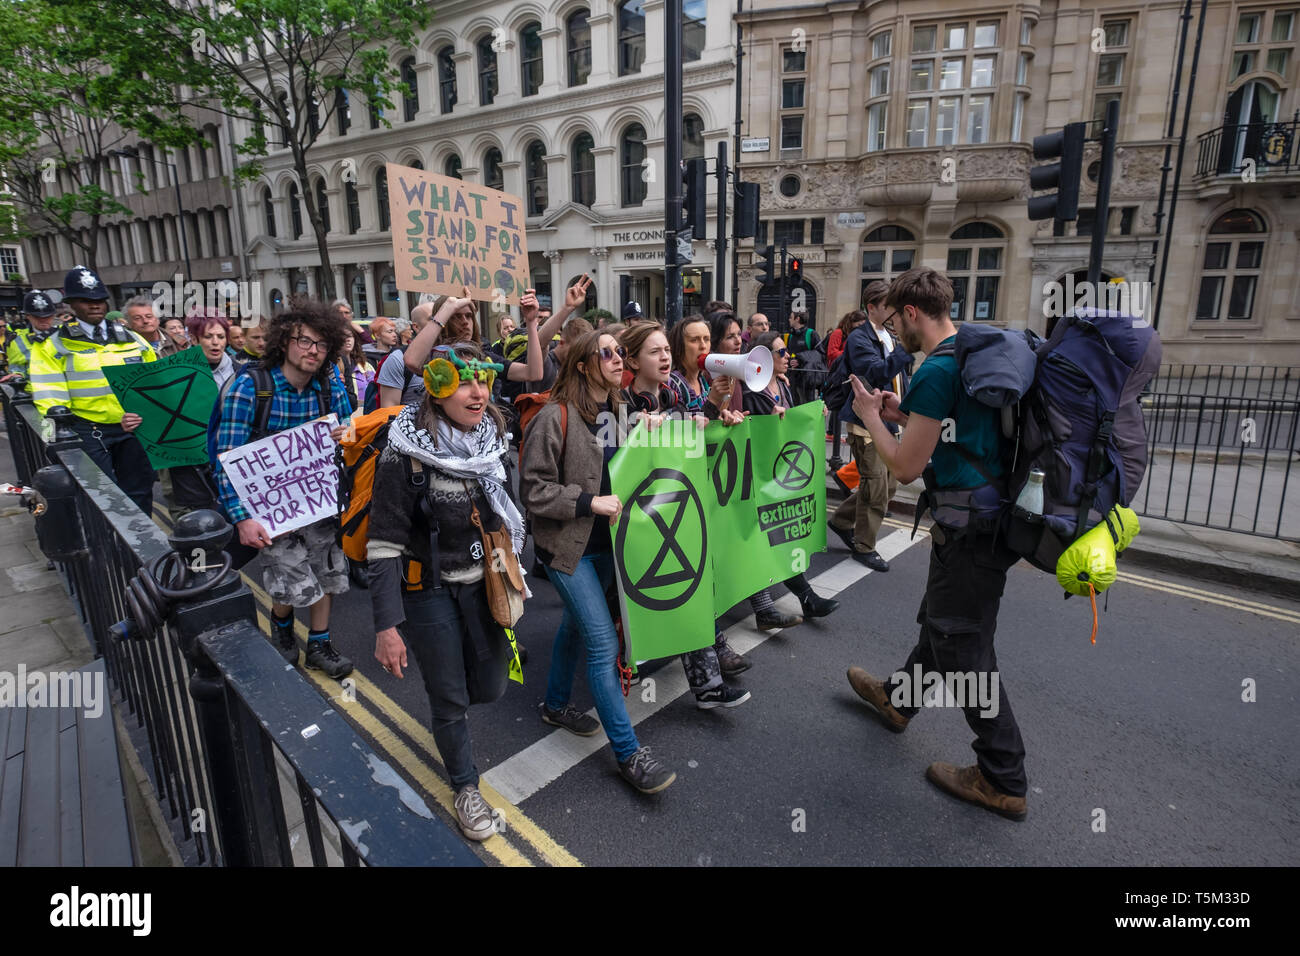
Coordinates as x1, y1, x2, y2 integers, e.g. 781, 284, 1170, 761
29, 321, 157, 422
5, 327, 56, 393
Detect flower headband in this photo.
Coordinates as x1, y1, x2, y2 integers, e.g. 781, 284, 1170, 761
422, 346, 504, 398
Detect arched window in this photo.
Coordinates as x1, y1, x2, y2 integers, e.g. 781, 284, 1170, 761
307, 93, 321, 136
477, 35, 498, 106
368, 74, 384, 129
520, 22, 543, 95
315, 178, 331, 232
336, 87, 351, 135
1196, 209, 1266, 322
400, 56, 419, 121
409, 159, 424, 171
483, 148, 504, 192
947, 222, 1005, 321
437, 46, 457, 114
619, 1, 646, 76
683, 112, 705, 160
526, 141, 548, 216
859, 224, 916, 303
444, 154, 462, 180
262, 187, 276, 237
568, 10, 592, 87
683, 0, 706, 62
345, 181, 360, 233
198, 139, 210, 179
376, 169, 390, 231
288, 182, 303, 238
572, 132, 596, 206
1219, 80, 1283, 174
621, 123, 648, 206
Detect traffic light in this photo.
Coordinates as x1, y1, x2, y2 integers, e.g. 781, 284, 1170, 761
754, 244, 776, 285
788, 257, 803, 286
683, 157, 707, 239
735, 182, 760, 238
1027, 122, 1086, 222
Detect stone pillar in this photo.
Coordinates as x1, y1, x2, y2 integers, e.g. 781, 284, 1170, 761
644, 137, 665, 203
545, 153, 568, 207
643, 0, 665, 73
500, 160, 523, 202
588, 10, 615, 85
492, 35, 519, 106
591, 246, 610, 311
332, 265, 345, 305
413, 61, 437, 121
361, 262, 377, 318
592, 145, 617, 214
452, 51, 473, 115
305, 269, 318, 297
546, 249, 565, 307
539, 27, 563, 96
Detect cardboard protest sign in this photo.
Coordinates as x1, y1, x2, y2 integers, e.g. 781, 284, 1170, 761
386, 162, 529, 305
217, 415, 340, 537
610, 418, 716, 664
610, 405, 828, 667
103, 346, 217, 468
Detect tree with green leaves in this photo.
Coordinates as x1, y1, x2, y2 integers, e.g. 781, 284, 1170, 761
0, 0, 206, 275
149, 0, 435, 300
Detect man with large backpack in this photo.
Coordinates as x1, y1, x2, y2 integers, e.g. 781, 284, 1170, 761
786, 309, 824, 406
842, 267, 1029, 822
212, 300, 356, 679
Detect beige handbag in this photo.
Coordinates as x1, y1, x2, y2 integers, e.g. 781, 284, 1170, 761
465, 484, 526, 627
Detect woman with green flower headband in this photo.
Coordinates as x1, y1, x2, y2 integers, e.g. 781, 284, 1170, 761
367, 340, 525, 842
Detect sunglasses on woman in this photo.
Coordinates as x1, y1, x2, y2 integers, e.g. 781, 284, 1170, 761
774, 347, 790, 358
594, 345, 627, 361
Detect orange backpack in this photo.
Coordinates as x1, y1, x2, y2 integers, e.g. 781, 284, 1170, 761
513, 392, 566, 464
338, 405, 404, 562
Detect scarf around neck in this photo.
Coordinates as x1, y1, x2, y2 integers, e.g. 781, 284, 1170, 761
387, 403, 526, 556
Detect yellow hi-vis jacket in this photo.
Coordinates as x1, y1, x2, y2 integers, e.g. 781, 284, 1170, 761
29, 320, 156, 422
5, 327, 57, 393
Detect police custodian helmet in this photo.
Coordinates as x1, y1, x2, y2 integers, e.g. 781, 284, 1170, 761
22, 290, 57, 317
62, 265, 109, 301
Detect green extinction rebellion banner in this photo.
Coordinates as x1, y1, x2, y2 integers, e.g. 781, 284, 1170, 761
103, 347, 218, 468
610, 404, 827, 665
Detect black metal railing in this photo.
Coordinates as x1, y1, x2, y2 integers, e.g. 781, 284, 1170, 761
1149, 364, 1300, 403
1, 385, 480, 867
1195, 117, 1300, 179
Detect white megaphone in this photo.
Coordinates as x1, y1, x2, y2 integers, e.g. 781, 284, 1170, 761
700, 346, 774, 392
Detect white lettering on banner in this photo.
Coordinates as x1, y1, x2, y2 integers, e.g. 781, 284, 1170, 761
218, 415, 339, 537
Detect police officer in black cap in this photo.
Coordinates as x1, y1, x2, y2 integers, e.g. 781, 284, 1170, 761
2, 290, 61, 391
27, 266, 159, 513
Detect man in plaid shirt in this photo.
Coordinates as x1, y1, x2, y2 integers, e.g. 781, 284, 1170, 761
213, 300, 356, 679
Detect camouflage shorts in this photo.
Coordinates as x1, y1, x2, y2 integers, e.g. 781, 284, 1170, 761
261, 519, 349, 607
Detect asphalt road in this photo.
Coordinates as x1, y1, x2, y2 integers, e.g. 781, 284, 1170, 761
242, 513, 1300, 867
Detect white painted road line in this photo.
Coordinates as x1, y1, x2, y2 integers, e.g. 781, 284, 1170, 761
482, 526, 929, 805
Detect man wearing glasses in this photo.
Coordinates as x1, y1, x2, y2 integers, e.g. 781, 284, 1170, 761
829, 280, 913, 572
212, 300, 356, 679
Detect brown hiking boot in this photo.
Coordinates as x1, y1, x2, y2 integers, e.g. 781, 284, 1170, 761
925, 763, 1028, 822
846, 667, 910, 733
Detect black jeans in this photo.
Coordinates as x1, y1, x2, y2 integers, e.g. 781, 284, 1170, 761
400, 581, 510, 790
883, 529, 1028, 797
69, 417, 155, 514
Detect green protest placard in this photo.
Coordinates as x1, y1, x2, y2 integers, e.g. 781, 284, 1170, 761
103, 347, 218, 468
610, 418, 716, 663
611, 405, 827, 666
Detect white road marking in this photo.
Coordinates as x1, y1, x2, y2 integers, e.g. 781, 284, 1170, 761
482, 527, 928, 805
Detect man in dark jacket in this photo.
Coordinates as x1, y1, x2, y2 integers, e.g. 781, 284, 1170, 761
828, 280, 911, 571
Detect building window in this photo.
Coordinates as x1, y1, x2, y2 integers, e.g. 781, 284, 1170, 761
315, 178, 331, 233
779, 175, 800, 197
871, 31, 891, 59
773, 219, 804, 245
444, 154, 462, 180
910, 18, 1000, 146
783, 48, 805, 73
400, 56, 419, 121
810, 218, 825, 244
621, 124, 648, 206
783, 78, 806, 109
307, 93, 321, 136
477, 36, 498, 106
288, 182, 303, 238
683, 112, 705, 160
947, 222, 1004, 321
572, 132, 596, 206
568, 10, 592, 87
781, 116, 804, 150
526, 141, 548, 216
483, 148, 504, 192
336, 88, 351, 135
368, 84, 383, 130
376, 169, 390, 230
345, 181, 360, 233
683, 0, 706, 62
870, 63, 890, 98
438, 47, 457, 114
1012, 91, 1028, 141
859, 224, 916, 303
1232, 9, 1296, 87
1196, 209, 1266, 322
781, 45, 806, 151
619, 1, 646, 76
521, 22, 543, 95
350, 274, 366, 315
262, 187, 276, 237
867, 102, 888, 151
1093, 18, 1129, 126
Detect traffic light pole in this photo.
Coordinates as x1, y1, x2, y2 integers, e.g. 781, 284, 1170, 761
716, 142, 728, 304
778, 238, 788, 329
664, 0, 684, 326
731, 0, 745, 313
1087, 98, 1119, 286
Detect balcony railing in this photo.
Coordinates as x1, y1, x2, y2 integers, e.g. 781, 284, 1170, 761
1195, 117, 1300, 179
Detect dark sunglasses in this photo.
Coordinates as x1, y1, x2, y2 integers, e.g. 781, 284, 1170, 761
594, 345, 628, 361
774, 347, 790, 358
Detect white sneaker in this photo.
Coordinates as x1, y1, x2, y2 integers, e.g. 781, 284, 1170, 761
453, 785, 496, 842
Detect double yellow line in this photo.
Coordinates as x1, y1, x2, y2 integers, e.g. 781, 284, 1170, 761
1115, 569, 1300, 624
152, 504, 581, 867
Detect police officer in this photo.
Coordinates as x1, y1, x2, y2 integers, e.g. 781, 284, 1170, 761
2, 291, 60, 392
28, 266, 158, 513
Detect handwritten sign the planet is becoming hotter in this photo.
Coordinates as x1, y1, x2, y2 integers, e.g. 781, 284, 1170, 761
218, 415, 339, 537
386, 162, 530, 305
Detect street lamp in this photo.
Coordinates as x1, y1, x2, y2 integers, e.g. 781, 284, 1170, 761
109, 145, 191, 279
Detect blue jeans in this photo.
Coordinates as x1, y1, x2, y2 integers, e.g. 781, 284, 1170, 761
544, 551, 640, 763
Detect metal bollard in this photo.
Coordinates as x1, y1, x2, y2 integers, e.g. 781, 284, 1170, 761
31, 463, 88, 559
